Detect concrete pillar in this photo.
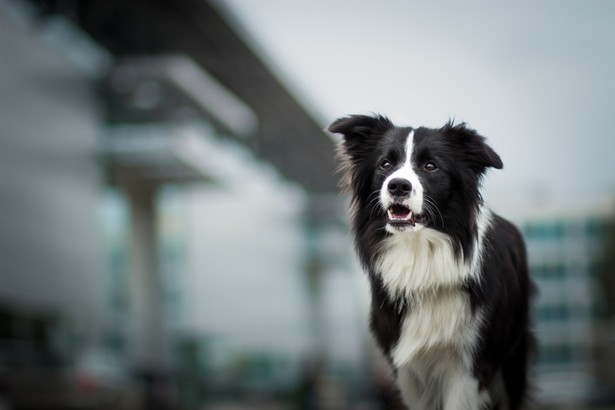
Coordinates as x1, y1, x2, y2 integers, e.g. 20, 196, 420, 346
125, 182, 167, 370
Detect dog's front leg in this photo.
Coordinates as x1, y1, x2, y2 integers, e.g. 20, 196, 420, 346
441, 365, 491, 410
396, 367, 428, 410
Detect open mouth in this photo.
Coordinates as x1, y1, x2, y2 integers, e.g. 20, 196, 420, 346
386, 204, 426, 228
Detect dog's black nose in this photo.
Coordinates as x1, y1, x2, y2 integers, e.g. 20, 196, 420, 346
387, 178, 412, 197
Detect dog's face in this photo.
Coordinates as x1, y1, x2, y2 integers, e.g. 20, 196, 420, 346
329, 115, 503, 235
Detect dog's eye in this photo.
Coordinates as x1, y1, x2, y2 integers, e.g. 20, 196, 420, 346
381, 160, 392, 170
424, 162, 438, 172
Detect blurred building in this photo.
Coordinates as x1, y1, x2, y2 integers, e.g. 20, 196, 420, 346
519, 203, 614, 406
0, 0, 107, 362
0, 0, 373, 408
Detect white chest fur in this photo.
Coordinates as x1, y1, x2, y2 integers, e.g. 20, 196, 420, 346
374, 227, 470, 301
392, 287, 481, 368
374, 207, 492, 302
375, 229, 485, 368
373, 212, 494, 409
373, 224, 487, 367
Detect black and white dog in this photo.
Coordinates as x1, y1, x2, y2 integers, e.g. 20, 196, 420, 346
329, 115, 534, 410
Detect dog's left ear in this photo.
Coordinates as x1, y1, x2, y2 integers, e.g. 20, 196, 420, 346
444, 122, 503, 173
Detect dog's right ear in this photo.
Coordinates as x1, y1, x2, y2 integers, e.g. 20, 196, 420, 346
328, 114, 393, 141
329, 115, 393, 199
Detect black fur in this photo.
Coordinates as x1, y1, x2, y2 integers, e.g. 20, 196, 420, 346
330, 114, 535, 409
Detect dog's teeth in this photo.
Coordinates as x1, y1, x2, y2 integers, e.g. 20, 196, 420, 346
407, 211, 413, 220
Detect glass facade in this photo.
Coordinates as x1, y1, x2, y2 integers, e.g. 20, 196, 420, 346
523, 216, 609, 402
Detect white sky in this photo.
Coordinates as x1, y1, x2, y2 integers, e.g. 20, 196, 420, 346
216, 0, 615, 214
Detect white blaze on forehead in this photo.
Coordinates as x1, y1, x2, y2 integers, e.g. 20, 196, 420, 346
380, 129, 424, 214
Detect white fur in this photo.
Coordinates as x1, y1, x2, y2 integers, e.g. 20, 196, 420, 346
397, 370, 427, 409
468, 205, 493, 279
391, 288, 482, 368
375, 207, 492, 301
374, 206, 494, 409
397, 354, 492, 410
375, 228, 466, 301
391, 288, 489, 410
380, 130, 425, 234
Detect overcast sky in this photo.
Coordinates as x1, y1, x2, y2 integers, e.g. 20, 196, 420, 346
216, 1, 615, 214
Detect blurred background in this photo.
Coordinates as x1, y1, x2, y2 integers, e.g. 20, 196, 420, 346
1, 0, 614, 409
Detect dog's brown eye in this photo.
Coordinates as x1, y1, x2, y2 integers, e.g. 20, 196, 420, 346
381, 160, 392, 170
424, 162, 438, 172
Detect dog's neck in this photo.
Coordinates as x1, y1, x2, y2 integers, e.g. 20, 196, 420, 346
373, 206, 492, 303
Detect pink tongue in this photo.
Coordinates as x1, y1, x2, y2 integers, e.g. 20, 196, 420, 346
390, 205, 410, 219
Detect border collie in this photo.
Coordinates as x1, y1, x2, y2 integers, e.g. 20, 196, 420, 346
329, 115, 535, 410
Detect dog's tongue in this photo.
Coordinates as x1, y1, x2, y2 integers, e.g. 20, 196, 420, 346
389, 204, 411, 220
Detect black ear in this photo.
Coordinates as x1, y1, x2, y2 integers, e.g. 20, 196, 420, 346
328, 114, 393, 140
443, 122, 503, 172
330, 114, 394, 198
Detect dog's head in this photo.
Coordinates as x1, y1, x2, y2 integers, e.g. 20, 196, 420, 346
329, 114, 502, 235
